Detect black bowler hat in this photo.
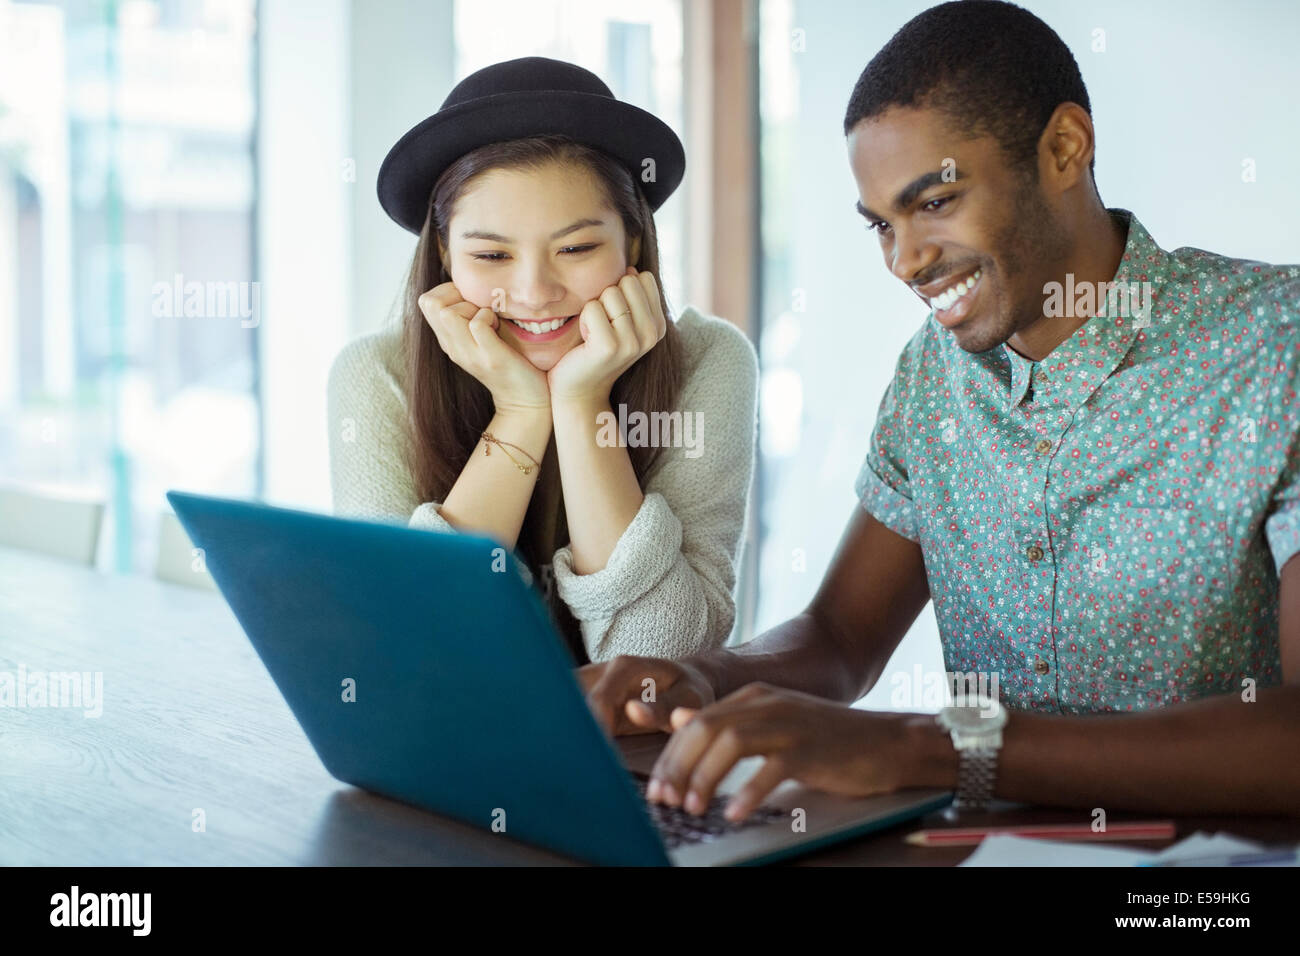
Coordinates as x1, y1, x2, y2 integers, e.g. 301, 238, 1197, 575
376, 56, 686, 235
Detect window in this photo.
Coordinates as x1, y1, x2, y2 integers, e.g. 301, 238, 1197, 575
0, 0, 258, 570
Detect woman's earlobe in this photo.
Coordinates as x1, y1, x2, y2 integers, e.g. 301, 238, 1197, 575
629, 235, 642, 265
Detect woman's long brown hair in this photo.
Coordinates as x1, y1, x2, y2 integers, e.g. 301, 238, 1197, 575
399, 135, 685, 620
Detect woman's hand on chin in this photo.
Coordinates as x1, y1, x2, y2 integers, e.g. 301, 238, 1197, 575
547, 268, 668, 407
418, 281, 552, 414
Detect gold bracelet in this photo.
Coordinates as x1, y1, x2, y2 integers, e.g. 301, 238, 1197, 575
481, 432, 541, 475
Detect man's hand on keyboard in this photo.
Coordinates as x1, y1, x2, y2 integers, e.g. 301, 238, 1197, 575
645, 683, 949, 822
578, 655, 716, 737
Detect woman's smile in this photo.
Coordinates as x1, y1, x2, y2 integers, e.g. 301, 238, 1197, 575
500, 312, 580, 342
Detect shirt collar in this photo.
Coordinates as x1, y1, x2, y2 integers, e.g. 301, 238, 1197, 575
998, 208, 1168, 411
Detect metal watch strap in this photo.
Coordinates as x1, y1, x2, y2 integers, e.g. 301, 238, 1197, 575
952, 746, 998, 810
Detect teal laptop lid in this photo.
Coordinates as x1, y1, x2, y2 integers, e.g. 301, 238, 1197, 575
166, 490, 669, 866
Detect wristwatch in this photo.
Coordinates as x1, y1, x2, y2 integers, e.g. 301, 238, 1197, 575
935, 697, 1007, 810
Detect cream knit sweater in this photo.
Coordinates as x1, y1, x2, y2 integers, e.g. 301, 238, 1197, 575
326, 306, 758, 663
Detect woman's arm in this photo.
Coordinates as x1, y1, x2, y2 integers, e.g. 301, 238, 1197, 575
550, 396, 643, 573
551, 311, 759, 662
410, 281, 557, 546
438, 407, 551, 550
330, 279, 564, 550
327, 331, 540, 549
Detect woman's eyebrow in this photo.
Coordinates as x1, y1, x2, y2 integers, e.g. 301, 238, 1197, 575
550, 217, 605, 239
460, 218, 607, 243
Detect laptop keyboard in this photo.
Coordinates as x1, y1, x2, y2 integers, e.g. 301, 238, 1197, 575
634, 774, 785, 849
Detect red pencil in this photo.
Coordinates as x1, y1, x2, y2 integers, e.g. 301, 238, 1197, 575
905, 821, 1177, 847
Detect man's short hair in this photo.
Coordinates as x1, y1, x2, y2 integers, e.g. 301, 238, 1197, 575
843, 0, 1095, 176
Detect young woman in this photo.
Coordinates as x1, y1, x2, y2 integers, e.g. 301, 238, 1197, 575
327, 57, 757, 666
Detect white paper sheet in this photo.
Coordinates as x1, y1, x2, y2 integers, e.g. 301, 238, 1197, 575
957, 830, 1281, 867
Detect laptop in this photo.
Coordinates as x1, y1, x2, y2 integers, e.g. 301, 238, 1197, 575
166, 490, 952, 866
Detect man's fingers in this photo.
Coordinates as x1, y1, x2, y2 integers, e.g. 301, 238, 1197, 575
575, 662, 605, 694
649, 706, 724, 806
681, 724, 750, 815
585, 657, 696, 737
616, 701, 669, 736
650, 685, 781, 807
625, 699, 656, 726
670, 706, 698, 730
620, 685, 702, 734
724, 757, 789, 822
586, 693, 618, 737
585, 657, 656, 734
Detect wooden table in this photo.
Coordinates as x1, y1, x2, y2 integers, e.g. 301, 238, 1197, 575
3, 547, 1297, 866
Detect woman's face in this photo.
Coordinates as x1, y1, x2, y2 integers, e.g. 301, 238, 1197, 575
443, 162, 635, 372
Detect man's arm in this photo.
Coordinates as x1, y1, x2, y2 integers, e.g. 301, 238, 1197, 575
897, 552, 1300, 815
655, 554, 1300, 820
691, 504, 931, 703
579, 503, 929, 734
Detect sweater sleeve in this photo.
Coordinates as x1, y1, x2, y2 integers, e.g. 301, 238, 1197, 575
550, 311, 758, 662
326, 331, 459, 534
327, 332, 535, 587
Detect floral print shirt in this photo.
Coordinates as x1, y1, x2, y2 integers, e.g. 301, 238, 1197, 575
856, 209, 1300, 713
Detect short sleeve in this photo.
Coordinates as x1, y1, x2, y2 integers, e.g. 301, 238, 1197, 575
1261, 309, 1300, 577
1264, 376, 1300, 578
854, 371, 919, 542
1265, 490, 1300, 577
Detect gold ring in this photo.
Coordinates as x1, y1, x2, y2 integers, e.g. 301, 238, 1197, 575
612, 311, 632, 320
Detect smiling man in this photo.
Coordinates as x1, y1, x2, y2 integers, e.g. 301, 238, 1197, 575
580, 0, 1300, 820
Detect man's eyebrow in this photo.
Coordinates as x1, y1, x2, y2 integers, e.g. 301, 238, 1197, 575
855, 169, 965, 222
460, 218, 607, 242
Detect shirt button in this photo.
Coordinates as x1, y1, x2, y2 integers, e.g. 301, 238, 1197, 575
1026, 545, 1044, 561
1034, 660, 1050, 675
1034, 439, 1052, 454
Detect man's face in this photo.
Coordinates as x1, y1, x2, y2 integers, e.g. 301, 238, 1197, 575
847, 106, 1069, 353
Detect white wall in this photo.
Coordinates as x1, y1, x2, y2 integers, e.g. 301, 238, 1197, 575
761, 0, 1300, 710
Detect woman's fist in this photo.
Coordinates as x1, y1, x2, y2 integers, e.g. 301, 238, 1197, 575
418, 282, 552, 413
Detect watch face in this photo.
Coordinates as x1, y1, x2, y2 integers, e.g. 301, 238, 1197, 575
941, 698, 1005, 732
942, 706, 989, 733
